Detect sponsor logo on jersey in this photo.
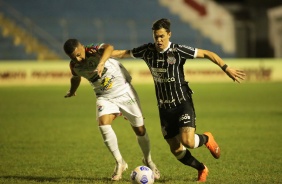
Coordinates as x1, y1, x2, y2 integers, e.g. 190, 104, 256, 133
153, 76, 175, 83
179, 114, 190, 122
178, 45, 195, 51
151, 67, 175, 83
97, 105, 104, 112
151, 68, 165, 79
159, 99, 175, 104
101, 75, 115, 91
151, 68, 166, 72
122, 98, 137, 105
152, 72, 163, 78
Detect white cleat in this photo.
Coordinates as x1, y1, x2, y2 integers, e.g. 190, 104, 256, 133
111, 159, 128, 181
142, 158, 160, 180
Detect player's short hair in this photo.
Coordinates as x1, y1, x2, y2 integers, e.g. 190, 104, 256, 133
64, 39, 79, 55
152, 18, 171, 33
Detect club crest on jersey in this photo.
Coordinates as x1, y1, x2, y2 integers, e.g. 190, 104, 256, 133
167, 49, 176, 64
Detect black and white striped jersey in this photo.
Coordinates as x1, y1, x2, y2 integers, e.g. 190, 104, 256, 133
131, 42, 197, 109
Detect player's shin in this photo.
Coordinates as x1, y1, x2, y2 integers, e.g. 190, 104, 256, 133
137, 132, 152, 162
176, 147, 205, 171
99, 125, 123, 163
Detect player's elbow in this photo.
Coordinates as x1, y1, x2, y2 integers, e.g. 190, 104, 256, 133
102, 44, 114, 53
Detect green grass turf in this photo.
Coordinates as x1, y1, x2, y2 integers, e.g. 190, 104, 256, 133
0, 82, 281, 184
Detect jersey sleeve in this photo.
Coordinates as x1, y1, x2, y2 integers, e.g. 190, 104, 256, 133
130, 43, 151, 59
85, 43, 106, 57
85, 43, 104, 52
177, 44, 197, 59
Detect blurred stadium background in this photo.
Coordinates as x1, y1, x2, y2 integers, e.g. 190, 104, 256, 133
0, 0, 282, 85
0, 0, 281, 60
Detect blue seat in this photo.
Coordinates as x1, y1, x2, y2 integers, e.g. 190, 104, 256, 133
0, 0, 231, 60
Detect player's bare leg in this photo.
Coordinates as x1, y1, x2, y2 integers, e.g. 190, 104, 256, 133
180, 127, 196, 148
180, 127, 220, 158
166, 136, 207, 182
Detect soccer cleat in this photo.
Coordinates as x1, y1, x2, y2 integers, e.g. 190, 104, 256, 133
204, 132, 221, 159
197, 165, 209, 182
111, 159, 128, 181
142, 158, 160, 180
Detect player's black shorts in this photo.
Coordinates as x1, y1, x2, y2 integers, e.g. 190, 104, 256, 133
158, 96, 196, 139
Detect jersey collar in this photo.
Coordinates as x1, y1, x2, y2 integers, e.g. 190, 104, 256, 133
159, 42, 171, 53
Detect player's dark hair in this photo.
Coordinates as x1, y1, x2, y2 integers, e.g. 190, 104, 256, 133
64, 39, 79, 55
152, 18, 171, 33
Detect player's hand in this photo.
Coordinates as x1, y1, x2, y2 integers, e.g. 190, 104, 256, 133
64, 91, 76, 98
225, 67, 246, 83
86, 47, 97, 56
96, 62, 105, 77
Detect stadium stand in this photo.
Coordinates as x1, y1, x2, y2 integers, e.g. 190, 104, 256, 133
0, 0, 231, 60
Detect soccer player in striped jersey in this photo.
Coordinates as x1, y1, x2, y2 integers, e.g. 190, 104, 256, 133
63, 39, 160, 181
108, 18, 245, 182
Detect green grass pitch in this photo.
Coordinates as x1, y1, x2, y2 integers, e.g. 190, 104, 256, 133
0, 82, 281, 184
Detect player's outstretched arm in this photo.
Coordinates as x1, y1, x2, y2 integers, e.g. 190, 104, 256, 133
223, 65, 245, 83
64, 76, 81, 98
196, 49, 246, 83
111, 50, 131, 59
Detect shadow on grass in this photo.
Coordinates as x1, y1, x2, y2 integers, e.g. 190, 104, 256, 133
0, 175, 170, 183
0, 175, 125, 183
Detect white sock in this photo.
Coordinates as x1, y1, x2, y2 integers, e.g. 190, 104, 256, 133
99, 125, 122, 163
194, 134, 200, 148
137, 132, 152, 162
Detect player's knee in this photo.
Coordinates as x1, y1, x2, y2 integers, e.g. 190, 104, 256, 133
169, 144, 182, 156
135, 130, 145, 136
182, 139, 195, 149
166, 137, 183, 156
133, 126, 146, 136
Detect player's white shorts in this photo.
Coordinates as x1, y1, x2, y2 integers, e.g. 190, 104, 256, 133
96, 84, 144, 127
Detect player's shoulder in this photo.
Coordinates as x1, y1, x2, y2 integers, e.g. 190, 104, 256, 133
136, 42, 156, 52
106, 58, 125, 70
147, 43, 156, 51
173, 43, 196, 51
135, 42, 155, 50
85, 43, 103, 49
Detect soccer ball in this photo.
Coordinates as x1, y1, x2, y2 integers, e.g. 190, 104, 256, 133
130, 166, 154, 184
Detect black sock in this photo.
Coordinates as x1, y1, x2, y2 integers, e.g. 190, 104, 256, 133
178, 149, 205, 170
197, 134, 208, 146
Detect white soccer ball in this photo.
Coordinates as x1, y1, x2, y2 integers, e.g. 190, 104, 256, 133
130, 165, 154, 184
